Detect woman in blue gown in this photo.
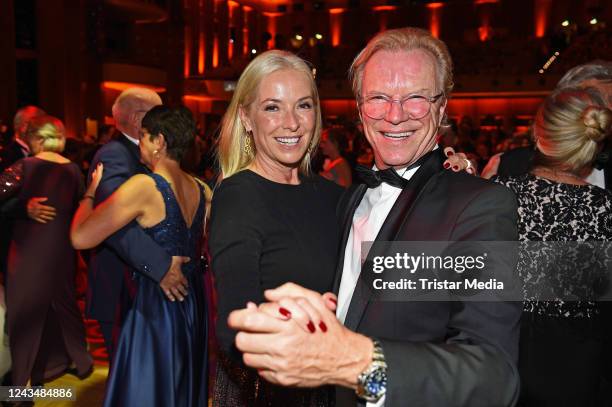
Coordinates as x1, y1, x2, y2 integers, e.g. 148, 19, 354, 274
71, 106, 208, 406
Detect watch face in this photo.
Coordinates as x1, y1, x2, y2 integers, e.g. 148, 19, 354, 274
365, 368, 387, 397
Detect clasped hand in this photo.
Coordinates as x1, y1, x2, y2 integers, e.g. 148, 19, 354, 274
228, 283, 372, 389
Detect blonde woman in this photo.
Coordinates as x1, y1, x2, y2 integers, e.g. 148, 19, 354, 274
492, 87, 612, 406
0, 115, 92, 386
210, 50, 342, 406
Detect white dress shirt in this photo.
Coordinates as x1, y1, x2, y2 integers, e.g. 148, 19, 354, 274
15, 138, 30, 157
122, 132, 139, 145
336, 163, 421, 407
585, 167, 605, 189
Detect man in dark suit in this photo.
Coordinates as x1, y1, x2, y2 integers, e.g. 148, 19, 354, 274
0, 106, 45, 172
228, 28, 521, 406
87, 87, 189, 359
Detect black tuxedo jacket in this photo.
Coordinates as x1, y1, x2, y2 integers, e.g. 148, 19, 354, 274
86, 135, 171, 323
334, 149, 521, 407
0, 140, 28, 173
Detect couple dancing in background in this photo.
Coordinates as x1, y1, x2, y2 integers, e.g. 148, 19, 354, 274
71, 105, 208, 406
0, 112, 93, 387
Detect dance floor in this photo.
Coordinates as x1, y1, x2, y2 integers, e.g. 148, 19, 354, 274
30, 259, 216, 406
36, 308, 108, 407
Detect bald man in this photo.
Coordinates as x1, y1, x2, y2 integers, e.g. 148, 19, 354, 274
86, 88, 188, 359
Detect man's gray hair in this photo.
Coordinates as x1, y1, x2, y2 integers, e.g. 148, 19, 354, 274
111, 87, 161, 129
557, 60, 612, 88
13, 105, 46, 137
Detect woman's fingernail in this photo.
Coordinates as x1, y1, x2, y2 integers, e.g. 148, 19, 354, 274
453, 165, 459, 171
279, 307, 292, 318
329, 298, 337, 306
443, 162, 450, 169
447, 151, 454, 156
307, 321, 316, 333
319, 322, 328, 332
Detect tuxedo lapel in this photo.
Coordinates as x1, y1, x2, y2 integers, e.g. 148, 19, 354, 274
343, 149, 445, 331
332, 184, 367, 294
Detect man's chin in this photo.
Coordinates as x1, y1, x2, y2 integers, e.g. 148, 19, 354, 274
376, 154, 418, 170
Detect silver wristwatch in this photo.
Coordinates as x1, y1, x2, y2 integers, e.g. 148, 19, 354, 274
356, 339, 388, 402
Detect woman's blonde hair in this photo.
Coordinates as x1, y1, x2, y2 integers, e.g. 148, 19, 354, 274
534, 87, 612, 173
217, 50, 322, 178
25, 115, 66, 153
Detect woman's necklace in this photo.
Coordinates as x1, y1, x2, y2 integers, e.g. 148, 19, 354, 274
532, 166, 588, 185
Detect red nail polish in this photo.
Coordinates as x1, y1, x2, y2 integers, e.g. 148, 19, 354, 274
443, 162, 450, 169
279, 307, 291, 318
447, 151, 454, 156
329, 298, 337, 305
453, 166, 459, 171
307, 321, 316, 333
319, 321, 328, 332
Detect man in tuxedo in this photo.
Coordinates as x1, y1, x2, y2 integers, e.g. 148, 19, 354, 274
87, 87, 189, 358
0, 106, 45, 172
228, 27, 521, 406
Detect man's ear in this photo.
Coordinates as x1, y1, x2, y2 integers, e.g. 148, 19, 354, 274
238, 105, 252, 133
437, 97, 448, 127
129, 110, 141, 127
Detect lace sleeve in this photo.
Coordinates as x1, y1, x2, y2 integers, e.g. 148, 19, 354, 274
0, 160, 24, 201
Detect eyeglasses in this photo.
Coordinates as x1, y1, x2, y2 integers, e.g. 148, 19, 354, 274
360, 92, 444, 120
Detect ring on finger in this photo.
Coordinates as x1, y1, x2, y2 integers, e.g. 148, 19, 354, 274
464, 158, 473, 170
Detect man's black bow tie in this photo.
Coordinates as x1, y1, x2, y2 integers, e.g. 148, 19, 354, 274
355, 165, 408, 189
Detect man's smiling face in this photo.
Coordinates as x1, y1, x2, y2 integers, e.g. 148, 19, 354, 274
359, 48, 447, 169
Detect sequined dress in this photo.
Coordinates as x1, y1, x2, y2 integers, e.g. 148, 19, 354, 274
103, 173, 208, 407
493, 173, 612, 406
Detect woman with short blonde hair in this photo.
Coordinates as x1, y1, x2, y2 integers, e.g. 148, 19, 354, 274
25, 115, 66, 154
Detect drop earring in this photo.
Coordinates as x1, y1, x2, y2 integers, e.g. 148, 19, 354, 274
244, 131, 253, 155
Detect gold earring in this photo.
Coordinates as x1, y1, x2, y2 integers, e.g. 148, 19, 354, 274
244, 132, 253, 155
